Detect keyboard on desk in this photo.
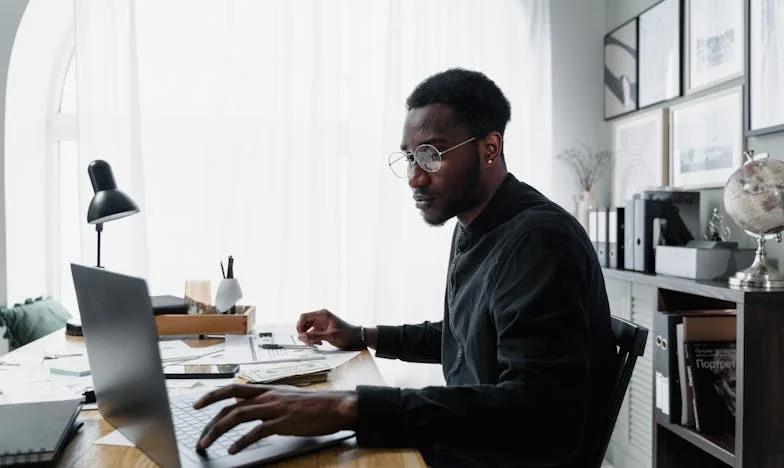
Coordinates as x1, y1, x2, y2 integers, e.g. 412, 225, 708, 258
169, 394, 270, 458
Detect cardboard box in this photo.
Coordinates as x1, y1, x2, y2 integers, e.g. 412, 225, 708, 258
155, 305, 256, 335
655, 246, 756, 280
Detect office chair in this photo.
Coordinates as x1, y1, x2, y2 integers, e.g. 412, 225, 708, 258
592, 315, 649, 468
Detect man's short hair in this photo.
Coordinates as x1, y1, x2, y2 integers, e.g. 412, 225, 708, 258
406, 68, 512, 138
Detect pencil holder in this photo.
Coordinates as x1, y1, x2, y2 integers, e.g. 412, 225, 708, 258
215, 278, 243, 313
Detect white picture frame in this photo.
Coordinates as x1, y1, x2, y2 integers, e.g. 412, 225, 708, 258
670, 86, 743, 188
747, 0, 784, 135
639, 0, 681, 107
612, 108, 669, 207
686, 0, 744, 93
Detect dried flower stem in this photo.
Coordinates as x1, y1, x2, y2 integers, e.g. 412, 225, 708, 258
556, 142, 612, 192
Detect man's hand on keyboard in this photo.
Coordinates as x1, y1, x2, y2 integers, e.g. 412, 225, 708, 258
193, 384, 357, 454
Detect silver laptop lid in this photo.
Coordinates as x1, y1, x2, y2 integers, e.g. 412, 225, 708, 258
71, 263, 181, 467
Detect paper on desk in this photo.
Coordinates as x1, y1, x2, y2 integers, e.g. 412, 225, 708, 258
0, 368, 83, 405
158, 340, 224, 362
94, 430, 135, 447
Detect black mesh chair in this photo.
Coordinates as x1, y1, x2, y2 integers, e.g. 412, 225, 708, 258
593, 315, 649, 468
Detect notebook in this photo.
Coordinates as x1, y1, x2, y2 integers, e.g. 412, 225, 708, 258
0, 397, 82, 465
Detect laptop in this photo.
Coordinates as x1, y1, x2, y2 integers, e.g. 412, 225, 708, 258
70, 263, 354, 468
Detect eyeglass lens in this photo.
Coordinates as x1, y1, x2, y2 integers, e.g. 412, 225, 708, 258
388, 145, 443, 178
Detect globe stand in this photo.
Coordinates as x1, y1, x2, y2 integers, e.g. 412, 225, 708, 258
728, 232, 784, 289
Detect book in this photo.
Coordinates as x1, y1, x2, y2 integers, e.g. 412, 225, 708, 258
0, 397, 82, 465
685, 340, 736, 434
680, 315, 736, 434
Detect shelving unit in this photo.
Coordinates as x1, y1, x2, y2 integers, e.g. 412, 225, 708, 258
602, 267, 784, 468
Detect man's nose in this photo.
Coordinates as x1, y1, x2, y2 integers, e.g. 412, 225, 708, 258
408, 164, 430, 189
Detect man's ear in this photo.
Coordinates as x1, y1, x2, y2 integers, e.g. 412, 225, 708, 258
480, 132, 503, 163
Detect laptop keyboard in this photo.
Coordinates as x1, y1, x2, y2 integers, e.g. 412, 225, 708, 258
170, 394, 269, 456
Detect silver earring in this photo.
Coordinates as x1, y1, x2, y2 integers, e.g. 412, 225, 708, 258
488, 159, 493, 165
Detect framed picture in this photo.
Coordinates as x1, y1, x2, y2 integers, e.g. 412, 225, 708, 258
604, 19, 639, 119
686, 0, 744, 93
612, 108, 669, 206
639, 0, 682, 107
670, 86, 743, 188
746, 0, 784, 135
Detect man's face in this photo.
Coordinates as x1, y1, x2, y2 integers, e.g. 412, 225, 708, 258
401, 103, 481, 226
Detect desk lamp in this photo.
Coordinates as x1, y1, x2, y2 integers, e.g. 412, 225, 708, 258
86, 160, 140, 268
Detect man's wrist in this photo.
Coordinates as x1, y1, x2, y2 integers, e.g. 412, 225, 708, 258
336, 391, 358, 430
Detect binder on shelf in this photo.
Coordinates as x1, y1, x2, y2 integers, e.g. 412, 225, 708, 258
624, 198, 635, 271
588, 208, 600, 260
609, 207, 625, 269
653, 311, 682, 424
597, 208, 608, 267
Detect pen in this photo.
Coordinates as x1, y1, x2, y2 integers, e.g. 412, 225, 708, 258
220, 261, 226, 279
227, 256, 234, 279
260, 344, 316, 350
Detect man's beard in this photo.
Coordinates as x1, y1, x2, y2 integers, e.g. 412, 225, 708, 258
421, 155, 482, 227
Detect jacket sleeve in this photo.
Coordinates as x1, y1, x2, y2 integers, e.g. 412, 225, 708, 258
374, 321, 442, 364
355, 229, 593, 465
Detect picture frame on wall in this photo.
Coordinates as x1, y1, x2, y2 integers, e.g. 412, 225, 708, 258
611, 108, 669, 207
638, 0, 681, 107
670, 86, 743, 188
746, 0, 784, 135
686, 0, 744, 93
604, 18, 638, 119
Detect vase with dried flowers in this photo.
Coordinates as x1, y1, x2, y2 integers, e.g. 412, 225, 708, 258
556, 143, 612, 232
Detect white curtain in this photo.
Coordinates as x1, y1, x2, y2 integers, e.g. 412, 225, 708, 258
71, 0, 552, 386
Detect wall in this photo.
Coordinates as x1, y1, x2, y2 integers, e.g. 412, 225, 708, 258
549, 0, 609, 211
606, 0, 784, 263
0, 0, 29, 355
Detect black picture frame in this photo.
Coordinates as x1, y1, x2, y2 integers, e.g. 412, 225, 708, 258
604, 18, 639, 120
637, 0, 683, 109
745, 0, 784, 136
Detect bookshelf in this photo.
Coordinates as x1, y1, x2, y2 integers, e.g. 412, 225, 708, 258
602, 267, 784, 468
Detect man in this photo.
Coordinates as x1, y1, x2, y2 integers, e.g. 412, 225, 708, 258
194, 68, 617, 467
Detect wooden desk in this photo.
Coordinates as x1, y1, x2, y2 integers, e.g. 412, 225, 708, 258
2, 330, 426, 467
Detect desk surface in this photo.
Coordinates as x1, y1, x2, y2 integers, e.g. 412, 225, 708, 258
3, 330, 426, 468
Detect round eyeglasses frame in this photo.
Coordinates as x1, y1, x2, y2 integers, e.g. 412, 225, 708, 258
388, 137, 477, 178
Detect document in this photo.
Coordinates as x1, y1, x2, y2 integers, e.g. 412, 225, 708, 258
182, 334, 325, 365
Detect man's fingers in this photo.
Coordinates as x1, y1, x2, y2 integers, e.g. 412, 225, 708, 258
296, 313, 316, 333
297, 332, 323, 345
199, 403, 275, 449
193, 384, 271, 409
228, 419, 281, 454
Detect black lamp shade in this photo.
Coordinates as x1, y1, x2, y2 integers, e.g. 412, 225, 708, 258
86, 160, 140, 224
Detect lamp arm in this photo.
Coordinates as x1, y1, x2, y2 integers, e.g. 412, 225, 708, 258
95, 223, 104, 268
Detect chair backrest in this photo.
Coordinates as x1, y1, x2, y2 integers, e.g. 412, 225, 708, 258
594, 315, 649, 468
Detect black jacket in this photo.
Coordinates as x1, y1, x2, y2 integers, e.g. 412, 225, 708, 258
355, 174, 617, 467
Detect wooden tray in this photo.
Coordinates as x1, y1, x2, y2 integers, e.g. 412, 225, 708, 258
155, 305, 256, 335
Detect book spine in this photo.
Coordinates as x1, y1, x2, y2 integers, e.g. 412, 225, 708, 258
684, 341, 701, 432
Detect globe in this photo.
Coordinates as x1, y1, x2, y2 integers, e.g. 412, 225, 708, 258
723, 151, 784, 289
723, 153, 784, 235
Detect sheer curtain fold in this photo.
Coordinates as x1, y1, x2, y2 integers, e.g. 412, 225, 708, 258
73, 0, 149, 278
70, 0, 551, 387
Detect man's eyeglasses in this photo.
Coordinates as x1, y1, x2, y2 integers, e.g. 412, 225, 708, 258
388, 137, 477, 179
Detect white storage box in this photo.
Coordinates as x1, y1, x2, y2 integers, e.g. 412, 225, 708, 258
655, 245, 756, 280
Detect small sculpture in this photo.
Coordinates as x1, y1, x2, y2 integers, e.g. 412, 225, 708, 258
705, 207, 731, 242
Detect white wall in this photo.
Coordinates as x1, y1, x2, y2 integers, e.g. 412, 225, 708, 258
0, 0, 29, 355
549, 0, 609, 212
